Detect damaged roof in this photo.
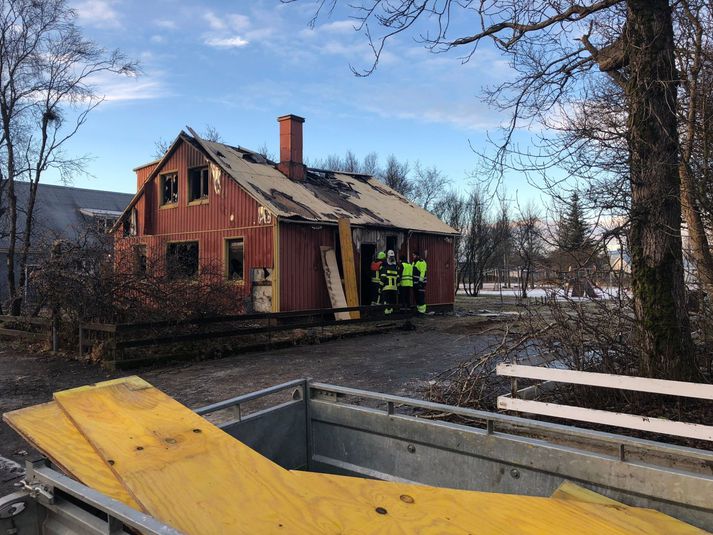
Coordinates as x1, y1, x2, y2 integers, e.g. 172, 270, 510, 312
118, 131, 457, 235
196, 135, 456, 235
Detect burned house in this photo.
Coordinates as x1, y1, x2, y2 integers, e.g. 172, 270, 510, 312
112, 115, 457, 312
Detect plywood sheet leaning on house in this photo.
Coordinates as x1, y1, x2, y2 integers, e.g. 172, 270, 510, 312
52, 377, 326, 535
550, 480, 622, 506
3, 401, 141, 511
338, 218, 360, 319
290, 471, 706, 535
320, 246, 351, 320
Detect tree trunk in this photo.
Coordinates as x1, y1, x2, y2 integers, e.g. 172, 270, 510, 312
625, 0, 695, 379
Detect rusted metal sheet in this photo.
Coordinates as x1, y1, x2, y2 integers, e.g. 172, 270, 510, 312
408, 232, 455, 305
279, 223, 336, 311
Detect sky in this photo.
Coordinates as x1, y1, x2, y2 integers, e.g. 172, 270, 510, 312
61, 0, 540, 200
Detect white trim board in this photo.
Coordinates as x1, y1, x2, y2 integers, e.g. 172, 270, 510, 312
496, 396, 713, 441
496, 364, 713, 401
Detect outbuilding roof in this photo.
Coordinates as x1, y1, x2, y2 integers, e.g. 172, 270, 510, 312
1, 181, 132, 251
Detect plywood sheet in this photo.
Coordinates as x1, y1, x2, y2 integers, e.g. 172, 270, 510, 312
3, 401, 141, 510
551, 480, 622, 506
338, 218, 360, 319
53, 378, 328, 534
320, 246, 350, 320
291, 471, 706, 535
4, 376, 703, 535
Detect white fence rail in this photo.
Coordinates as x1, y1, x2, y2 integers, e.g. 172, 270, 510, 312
496, 364, 713, 442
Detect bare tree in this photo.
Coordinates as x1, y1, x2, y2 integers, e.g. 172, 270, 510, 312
379, 154, 411, 196
361, 152, 379, 176
293, 0, 697, 378
411, 162, 449, 211
513, 203, 544, 299
0, 0, 137, 315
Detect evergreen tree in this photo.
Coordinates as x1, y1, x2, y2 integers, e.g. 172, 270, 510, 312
557, 193, 590, 252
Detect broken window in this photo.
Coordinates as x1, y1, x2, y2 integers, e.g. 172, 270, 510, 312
188, 167, 209, 203
166, 241, 199, 279
226, 238, 244, 281
134, 244, 147, 275
161, 172, 178, 205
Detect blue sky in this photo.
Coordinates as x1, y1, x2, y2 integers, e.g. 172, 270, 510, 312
62, 0, 540, 201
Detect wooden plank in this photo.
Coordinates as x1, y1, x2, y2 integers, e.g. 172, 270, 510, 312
53, 377, 329, 534
550, 481, 622, 506
497, 364, 713, 400
0, 315, 52, 326
320, 246, 350, 320
2, 402, 141, 510
497, 396, 713, 441
0, 327, 46, 340
338, 218, 360, 319
290, 471, 704, 535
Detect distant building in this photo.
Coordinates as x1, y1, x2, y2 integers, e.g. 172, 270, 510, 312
112, 114, 458, 313
0, 181, 132, 302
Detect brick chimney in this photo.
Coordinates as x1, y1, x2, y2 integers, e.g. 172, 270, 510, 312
277, 114, 305, 181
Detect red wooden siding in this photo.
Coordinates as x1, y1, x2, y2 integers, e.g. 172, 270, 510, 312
116, 139, 276, 306
408, 233, 455, 306
279, 222, 336, 311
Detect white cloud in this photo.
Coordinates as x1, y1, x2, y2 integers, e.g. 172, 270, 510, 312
150, 35, 165, 44
203, 11, 249, 32
89, 70, 169, 102
320, 20, 356, 33
204, 36, 249, 49
154, 19, 177, 30
73, 0, 121, 29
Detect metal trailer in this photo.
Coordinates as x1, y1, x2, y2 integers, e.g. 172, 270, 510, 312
1, 379, 712, 534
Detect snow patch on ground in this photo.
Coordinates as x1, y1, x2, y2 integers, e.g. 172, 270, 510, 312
457, 285, 630, 301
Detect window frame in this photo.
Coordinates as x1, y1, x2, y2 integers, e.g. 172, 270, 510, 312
188, 166, 210, 205
159, 171, 179, 207
165, 240, 200, 280
224, 236, 245, 284
133, 244, 148, 275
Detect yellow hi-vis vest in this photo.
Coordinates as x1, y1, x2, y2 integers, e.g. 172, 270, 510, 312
414, 259, 427, 284
400, 262, 413, 287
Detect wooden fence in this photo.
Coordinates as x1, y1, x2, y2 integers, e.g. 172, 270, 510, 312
0, 314, 58, 350
79, 304, 448, 369
496, 364, 713, 442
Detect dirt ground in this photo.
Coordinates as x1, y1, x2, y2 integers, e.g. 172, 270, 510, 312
0, 300, 511, 494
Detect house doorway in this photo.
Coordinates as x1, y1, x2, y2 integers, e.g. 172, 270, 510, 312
360, 243, 376, 305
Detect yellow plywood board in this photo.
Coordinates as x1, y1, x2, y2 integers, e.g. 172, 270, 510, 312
291, 471, 706, 535
53, 377, 338, 534
2, 376, 702, 535
338, 218, 360, 319
3, 402, 141, 511
551, 480, 622, 506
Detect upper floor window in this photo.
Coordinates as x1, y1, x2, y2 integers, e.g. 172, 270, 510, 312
188, 167, 209, 203
161, 172, 178, 205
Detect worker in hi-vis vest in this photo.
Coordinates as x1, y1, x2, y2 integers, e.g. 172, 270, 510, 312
412, 252, 428, 314
379, 250, 399, 315
398, 255, 413, 309
370, 251, 386, 305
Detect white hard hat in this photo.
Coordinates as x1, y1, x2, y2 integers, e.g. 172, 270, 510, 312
387, 250, 395, 257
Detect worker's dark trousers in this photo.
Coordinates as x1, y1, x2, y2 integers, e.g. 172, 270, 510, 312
370, 281, 381, 304
415, 285, 426, 314
399, 286, 412, 308
381, 289, 397, 314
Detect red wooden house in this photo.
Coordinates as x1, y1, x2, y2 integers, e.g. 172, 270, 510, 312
112, 115, 457, 313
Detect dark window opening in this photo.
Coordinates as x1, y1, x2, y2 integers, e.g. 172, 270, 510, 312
134, 244, 147, 275
189, 167, 210, 202
167, 242, 199, 279
226, 238, 244, 281
386, 235, 397, 254
161, 173, 178, 205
